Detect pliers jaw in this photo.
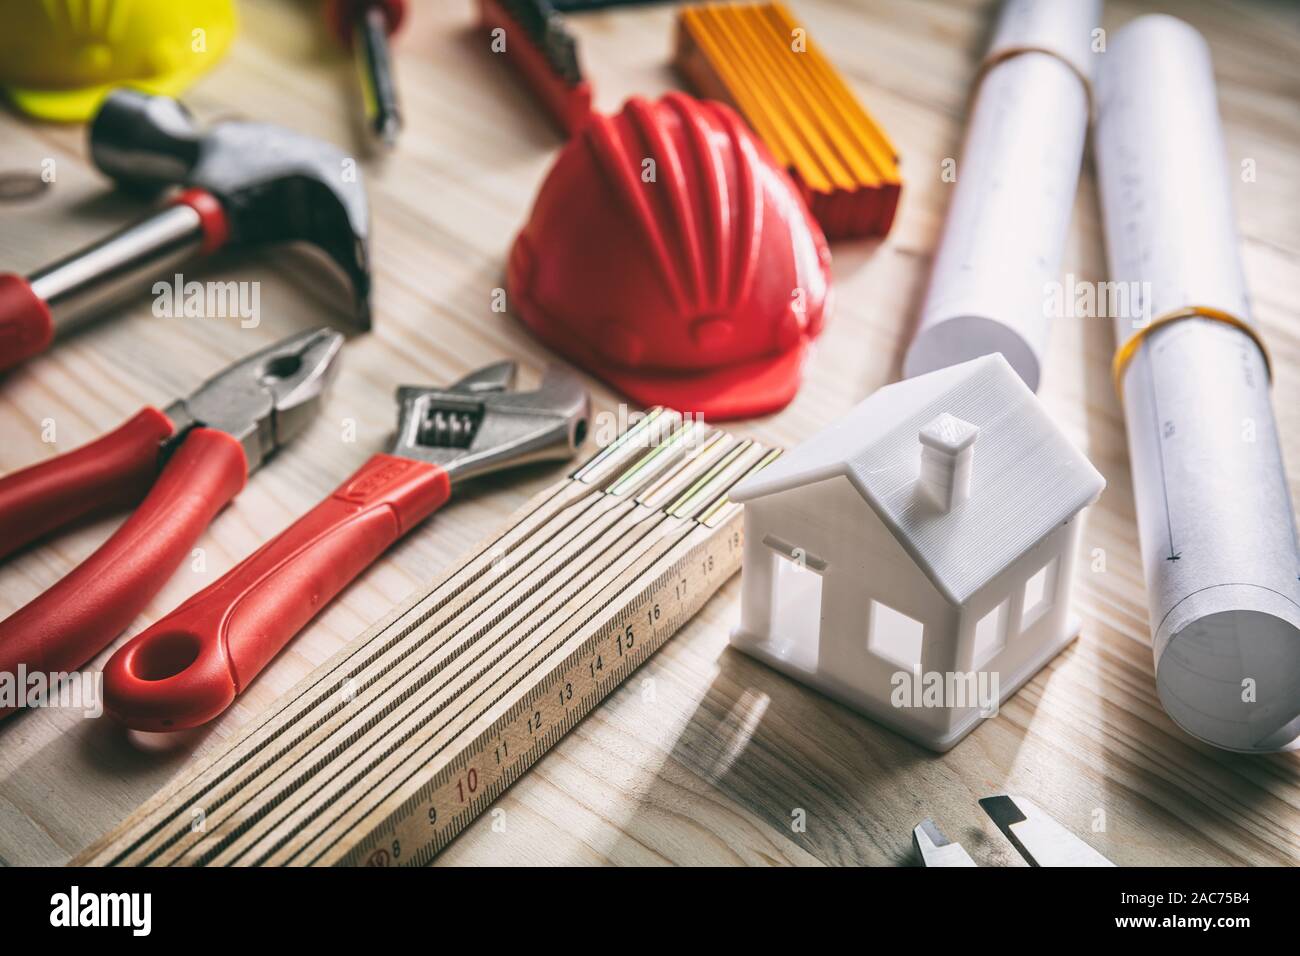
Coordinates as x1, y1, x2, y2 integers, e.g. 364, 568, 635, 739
162, 327, 345, 474
390, 362, 590, 483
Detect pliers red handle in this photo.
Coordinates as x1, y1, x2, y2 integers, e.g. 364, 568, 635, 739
104, 362, 589, 731
0, 328, 343, 717
0, 405, 178, 562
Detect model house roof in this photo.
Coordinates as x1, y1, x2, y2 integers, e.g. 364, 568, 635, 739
730, 354, 1105, 604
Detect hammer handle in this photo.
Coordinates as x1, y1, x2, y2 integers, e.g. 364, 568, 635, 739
0, 190, 228, 371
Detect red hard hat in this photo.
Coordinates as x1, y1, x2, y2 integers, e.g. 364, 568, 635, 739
507, 93, 833, 421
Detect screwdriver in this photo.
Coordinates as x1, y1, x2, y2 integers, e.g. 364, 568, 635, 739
326, 0, 406, 148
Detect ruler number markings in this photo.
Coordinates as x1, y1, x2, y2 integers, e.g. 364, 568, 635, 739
355, 525, 741, 865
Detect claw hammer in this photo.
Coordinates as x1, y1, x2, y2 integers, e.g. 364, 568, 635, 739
0, 90, 371, 372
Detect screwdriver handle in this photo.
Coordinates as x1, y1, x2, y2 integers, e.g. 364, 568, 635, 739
0, 406, 174, 561
103, 453, 451, 731
0, 190, 228, 370
325, 0, 406, 46
0, 428, 246, 719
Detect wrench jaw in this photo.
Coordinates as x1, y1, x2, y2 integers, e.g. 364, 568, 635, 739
163, 327, 345, 475
390, 363, 591, 484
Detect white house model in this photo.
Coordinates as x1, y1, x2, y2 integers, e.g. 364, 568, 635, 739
729, 354, 1105, 751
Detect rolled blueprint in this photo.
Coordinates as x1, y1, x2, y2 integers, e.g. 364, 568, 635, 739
1095, 15, 1300, 752
904, 0, 1101, 391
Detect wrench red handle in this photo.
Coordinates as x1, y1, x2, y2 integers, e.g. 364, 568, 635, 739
0, 273, 54, 373
104, 454, 451, 731
0, 406, 174, 562
0, 428, 246, 719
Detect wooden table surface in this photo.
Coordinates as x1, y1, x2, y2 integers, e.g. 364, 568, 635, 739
1, 0, 1298, 867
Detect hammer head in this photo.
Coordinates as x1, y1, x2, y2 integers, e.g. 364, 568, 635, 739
89, 90, 371, 327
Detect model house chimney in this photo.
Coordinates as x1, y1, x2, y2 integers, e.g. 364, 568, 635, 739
918, 413, 979, 512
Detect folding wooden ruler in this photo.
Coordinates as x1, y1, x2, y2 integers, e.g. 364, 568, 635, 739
77, 409, 778, 866
675, 1, 902, 239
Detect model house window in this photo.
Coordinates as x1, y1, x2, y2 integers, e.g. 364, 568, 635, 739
766, 539, 825, 671
867, 600, 924, 674
1021, 556, 1059, 630
972, 599, 1008, 667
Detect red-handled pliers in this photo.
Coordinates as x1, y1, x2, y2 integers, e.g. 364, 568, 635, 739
0, 328, 343, 714
103, 362, 588, 731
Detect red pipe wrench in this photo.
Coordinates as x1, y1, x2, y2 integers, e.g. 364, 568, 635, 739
0, 328, 343, 716
103, 362, 589, 730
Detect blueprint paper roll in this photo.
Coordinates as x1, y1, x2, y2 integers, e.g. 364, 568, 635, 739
904, 0, 1101, 391
1095, 15, 1300, 752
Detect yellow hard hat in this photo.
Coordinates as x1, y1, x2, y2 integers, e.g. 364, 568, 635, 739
0, 0, 237, 122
